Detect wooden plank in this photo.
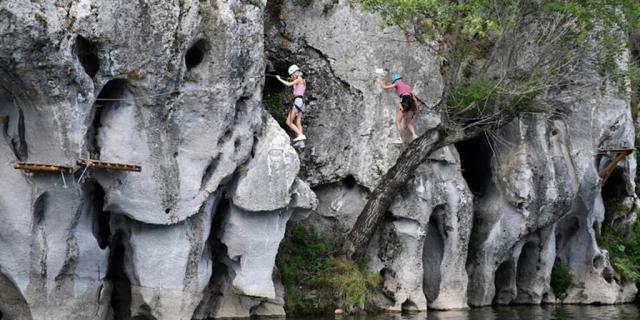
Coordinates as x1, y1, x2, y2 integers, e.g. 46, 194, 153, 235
597, 148, 635, 154
77, 159, 141, 172
599, 151, 632, 183
12, 162, 73, 174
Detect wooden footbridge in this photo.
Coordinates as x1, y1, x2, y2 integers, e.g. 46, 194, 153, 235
11, 159, 141, 187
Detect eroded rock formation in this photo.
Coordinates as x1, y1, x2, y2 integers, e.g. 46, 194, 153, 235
0, 0, 638, 319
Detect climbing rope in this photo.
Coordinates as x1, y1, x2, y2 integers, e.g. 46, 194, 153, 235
60, 169, 68, 188
94, 90, 182, 101
76, 160, 92, 184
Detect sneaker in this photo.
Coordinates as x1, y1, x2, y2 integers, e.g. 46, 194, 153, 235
412, 134, 418, 141
293, 134, 307, 142
391, 138, 403, 144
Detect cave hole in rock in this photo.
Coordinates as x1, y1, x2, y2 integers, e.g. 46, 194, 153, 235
423, 205, 446, 303
602, 266, 615, 283
86, 180, 111, 249
206, 196, 231, 263
601, 167, 630, 227
455, 134, 493, 197
515, 241, 539, 302
87, 79, 130, 159
493, 259, 516, 305
33, 192, 48, 226
74, 35, 100, 78
107, 231, 131, 320
263, 62, 291, 130
0, 101, 29, 161
401, 299, 419, 312
194, 196, 233, 314
343, 174, 356, 189
601, 166, 627, 202
132, 315, 157, 320
185, 39, 208, 70
593, 254, 605, 269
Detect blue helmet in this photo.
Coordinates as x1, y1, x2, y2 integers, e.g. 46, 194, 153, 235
390, 72, 402, 83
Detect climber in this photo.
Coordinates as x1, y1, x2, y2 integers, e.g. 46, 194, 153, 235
276, 65, 307, 142
377, 72, 420, 144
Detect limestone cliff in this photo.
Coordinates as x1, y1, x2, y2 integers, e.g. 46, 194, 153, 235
0, 0, 637, 319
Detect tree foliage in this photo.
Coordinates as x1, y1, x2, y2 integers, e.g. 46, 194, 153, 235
358, 0, 640, 39
598, 222, 640, 282
277, 225, 381, 315
342, 0, 640, 257
550, 260, 572, 299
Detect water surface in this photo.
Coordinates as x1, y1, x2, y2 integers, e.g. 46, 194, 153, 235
294, 305, 640, 320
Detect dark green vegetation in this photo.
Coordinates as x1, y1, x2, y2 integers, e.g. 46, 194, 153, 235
264, 92, 288, 128
293, 0, 314, 7
276, 225, 381, 315
597, 223, 640, 282
550, 261, 572, 299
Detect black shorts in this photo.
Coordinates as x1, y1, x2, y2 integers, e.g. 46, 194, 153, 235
400, 95, 415, 113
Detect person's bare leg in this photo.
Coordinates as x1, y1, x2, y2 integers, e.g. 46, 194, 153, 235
295, 111, 304, 135
287, 109, 301, 136
405, 111, 418, 139
395, 105, 404, 139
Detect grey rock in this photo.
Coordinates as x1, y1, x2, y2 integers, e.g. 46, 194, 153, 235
231, 116, 299, 212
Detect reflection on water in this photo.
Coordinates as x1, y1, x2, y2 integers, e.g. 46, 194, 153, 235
294, 305, 640, 320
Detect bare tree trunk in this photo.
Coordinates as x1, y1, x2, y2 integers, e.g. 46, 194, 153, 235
342, 116, 514, 258
342, 13, 466, 258
342, 126, 449, 257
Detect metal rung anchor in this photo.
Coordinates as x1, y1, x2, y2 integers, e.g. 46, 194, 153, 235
60, 169, 68, 188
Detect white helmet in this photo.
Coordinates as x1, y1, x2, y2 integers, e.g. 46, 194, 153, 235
288, 64, 301, 75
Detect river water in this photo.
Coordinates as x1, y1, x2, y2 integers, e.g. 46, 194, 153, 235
293, 304, 640, 320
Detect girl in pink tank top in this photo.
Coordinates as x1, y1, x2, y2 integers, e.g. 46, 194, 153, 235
377, 72, 420, 144
277, 64, 307, 142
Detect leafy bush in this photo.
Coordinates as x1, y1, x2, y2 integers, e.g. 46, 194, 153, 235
447, 79, 497, 117
276, 224, 381, 315
550, 260, 572, 299
597, 223, 640, 282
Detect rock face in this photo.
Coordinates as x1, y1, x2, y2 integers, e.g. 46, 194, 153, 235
0, 1, 314, 319
265, 0, 638, 313
0, 0, 638, 319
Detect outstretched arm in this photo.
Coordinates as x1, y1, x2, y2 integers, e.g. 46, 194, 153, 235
377, 76, 395, 90
276, 76, 302, 87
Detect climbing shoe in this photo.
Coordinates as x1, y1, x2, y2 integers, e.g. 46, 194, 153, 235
293, 134, 306, 142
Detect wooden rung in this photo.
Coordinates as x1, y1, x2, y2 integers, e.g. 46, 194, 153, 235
599, 150, 633, 183
12, 162, 73, 174
597, 148, 635, 154
77, 159, 141, 172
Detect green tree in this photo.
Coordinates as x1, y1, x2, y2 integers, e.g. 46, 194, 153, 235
343, 0, 640, 258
